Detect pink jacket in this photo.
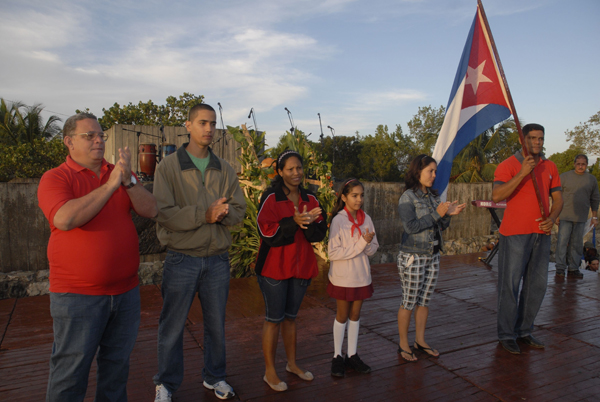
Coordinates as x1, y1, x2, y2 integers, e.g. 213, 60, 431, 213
328, 209, 379, 288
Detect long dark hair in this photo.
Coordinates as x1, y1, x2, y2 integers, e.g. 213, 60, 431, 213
405, 154, 438, 195
330, 178, 364, 222
270, 150, 303, 195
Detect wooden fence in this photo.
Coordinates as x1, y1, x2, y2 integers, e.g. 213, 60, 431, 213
104, 125, 241, 173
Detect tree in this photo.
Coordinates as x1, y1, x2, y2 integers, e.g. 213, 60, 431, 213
0, 98, 62, 145
0, 98, 65, 182
451, 119, 520, 183
358, 125, 405, 182
78, 92, 205, 130
548, 146, 586, 175
483, 119, 520, 164
318, 135, 362, 180
406, 105, 445, 155
565, 111, 600, 156
0, 137, 67, 182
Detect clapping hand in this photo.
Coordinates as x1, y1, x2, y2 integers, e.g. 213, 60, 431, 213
363, 227, 375, 244
447, 201, 466, 216
294, 206, 322, 229
206, 198, 229, 223
117, 147, 133, 185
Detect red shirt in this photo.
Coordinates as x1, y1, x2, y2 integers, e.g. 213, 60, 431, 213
37, 156, 139, 295
255, 186, 327, 280
494, 152, 561, 236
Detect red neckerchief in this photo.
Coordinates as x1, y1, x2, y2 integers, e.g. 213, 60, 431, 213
344, 206, 365, 237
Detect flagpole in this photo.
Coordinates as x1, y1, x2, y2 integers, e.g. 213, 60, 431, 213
477, 0, 547, 221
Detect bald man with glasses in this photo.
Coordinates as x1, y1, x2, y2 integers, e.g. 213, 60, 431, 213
38, 112, 158, 401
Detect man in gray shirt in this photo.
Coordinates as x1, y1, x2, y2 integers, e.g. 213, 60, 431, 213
556, 154, 600, 278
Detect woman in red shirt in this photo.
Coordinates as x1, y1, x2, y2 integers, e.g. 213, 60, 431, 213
255, 150, 327, 392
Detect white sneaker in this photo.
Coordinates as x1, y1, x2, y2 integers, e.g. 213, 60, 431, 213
154, 384, 172, 402
203, 380, 235, 400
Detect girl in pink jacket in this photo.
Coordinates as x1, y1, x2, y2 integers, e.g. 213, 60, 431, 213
327, 179, 379, 377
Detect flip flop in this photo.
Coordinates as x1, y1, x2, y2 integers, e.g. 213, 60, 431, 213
397, 346, 417, 362
414, 342, 439, 358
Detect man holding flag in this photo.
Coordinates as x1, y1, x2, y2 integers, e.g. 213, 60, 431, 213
432, 1, 563, 355
492, 124, 562, 354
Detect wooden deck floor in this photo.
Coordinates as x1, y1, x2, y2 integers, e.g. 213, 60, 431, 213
1, 253, 600, 402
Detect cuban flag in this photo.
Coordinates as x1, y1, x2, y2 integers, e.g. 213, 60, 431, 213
432, 4, 512, 200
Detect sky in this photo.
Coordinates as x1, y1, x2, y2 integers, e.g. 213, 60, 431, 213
1, 0, 599, 158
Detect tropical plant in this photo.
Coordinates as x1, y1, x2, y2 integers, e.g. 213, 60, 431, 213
0, 98, 62, 145
228, 125, 272, 277
451, 119, 519, 183
228, 125, 336, 277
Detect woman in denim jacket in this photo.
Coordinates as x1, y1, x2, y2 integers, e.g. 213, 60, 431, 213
396, 155, 465, 362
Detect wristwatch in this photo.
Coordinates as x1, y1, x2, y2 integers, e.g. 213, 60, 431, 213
124, 174, 137, 189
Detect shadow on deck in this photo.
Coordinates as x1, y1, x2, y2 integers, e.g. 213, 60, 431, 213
1, 253, 599, 401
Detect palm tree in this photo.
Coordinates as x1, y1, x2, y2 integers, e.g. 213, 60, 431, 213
451, 119, 519, 183
0, 98, 62, 145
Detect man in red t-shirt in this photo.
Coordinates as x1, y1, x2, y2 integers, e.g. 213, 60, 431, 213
492, 123, 563, 355
37, 113, 157, 401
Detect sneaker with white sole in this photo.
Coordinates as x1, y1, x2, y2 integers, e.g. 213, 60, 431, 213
154, 384, 172, 402
203, 380, 235, 400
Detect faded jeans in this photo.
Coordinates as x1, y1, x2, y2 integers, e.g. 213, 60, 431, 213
555, 220, 585, 273
47, 286, 141, 402
153, 251, 230, 392
497, 233, 550, 341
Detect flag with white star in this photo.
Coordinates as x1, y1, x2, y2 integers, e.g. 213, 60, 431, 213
432, 3, 512, 200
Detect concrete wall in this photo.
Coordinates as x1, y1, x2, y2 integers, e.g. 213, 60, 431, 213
0, 180, 505, 273
361, 181, 495, 244
0, 178, 51, 272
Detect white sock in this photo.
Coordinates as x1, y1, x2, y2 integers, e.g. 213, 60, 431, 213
333, 319, 347, 357
347, 319, 360, 357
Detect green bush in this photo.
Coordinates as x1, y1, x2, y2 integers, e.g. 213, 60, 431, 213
0, 137, 67, 182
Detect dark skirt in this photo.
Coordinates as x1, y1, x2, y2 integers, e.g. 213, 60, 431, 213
327, 282, 374, 301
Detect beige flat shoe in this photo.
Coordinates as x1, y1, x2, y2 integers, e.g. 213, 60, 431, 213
286, 363, 314, 381
263, 375, 287, 392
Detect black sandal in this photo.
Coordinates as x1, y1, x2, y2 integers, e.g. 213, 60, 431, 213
414, 342, 439, 358
397, 347, 417, 362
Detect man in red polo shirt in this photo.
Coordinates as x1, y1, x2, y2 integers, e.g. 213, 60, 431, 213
37, 113, 157, 401
492, 123, 563, 355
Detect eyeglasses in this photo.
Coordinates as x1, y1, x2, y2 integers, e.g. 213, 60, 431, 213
69, 131, 109, 141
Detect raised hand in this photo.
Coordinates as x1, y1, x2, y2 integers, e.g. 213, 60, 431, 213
363, 227, 375, 244
294, 205, 320, 229
117, 147, 133, 185
436, 201, 450, 217
447, 201, 466, 216
519, 155, 536, 178
107, 161, 124, 190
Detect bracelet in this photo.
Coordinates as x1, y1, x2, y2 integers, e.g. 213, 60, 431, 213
593, 217, 598, 220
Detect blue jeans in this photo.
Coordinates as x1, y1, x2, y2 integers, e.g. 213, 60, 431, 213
497, 234, 550, 341
555, 220, 585, 273
154, 251, 230, 392
256, 275, 311, 323
46, 286, 141, 402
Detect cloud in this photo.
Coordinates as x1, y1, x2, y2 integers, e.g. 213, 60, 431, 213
347, 89, 428, 111
0, 0, 347, 127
